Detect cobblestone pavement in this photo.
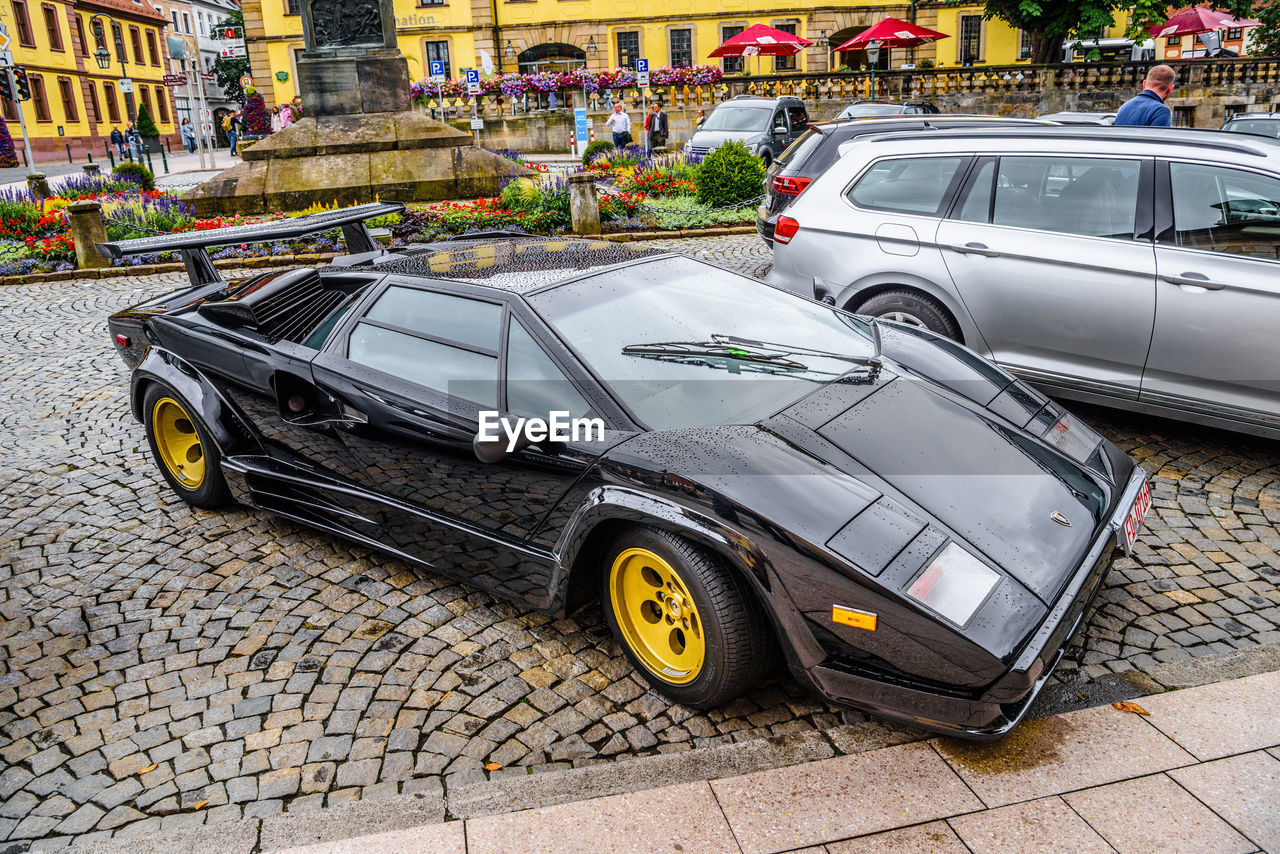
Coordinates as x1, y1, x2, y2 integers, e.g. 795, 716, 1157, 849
1, 237, 1279, 849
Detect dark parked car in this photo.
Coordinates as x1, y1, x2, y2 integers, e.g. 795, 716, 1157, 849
835, 100, 940, 119
683, 95, 809, 165
1222, 112, 1280, 139
758, 115, 1056, 243
104, 204, 1151, 739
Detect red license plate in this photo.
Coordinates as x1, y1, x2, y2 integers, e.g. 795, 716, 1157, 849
1120, 479, 1152, 554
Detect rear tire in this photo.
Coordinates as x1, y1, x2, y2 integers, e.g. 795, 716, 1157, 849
142, 383, 231, 509
856, 289, 961, 341
600, 527, 774, 709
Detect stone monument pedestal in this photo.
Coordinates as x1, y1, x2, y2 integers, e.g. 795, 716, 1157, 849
296, 49, 411, 116
183, 111, 530, 216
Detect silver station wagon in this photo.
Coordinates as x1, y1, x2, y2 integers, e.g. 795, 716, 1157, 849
767, 127, 1280, 439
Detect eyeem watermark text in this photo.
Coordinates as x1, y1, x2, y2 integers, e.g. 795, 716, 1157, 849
478, 411, 604, 452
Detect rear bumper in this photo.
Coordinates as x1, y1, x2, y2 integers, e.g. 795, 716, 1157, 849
805, 465, 1148, 740
756, 206, 775, 244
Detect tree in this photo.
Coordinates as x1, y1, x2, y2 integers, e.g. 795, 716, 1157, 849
136, 103, 159, 138
213, 8, 250, 106
960, 0, 1259, 64
0, 117, 17, 168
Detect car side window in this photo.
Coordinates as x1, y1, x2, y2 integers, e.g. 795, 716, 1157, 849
847, 156, 967, 216
506, 318, 591, 419
991, 156, 1141, 240
954, 160, 995, 223
348, 287, 500, 407
786, 105, 808, 129
1170, 162, 1280, 260
772, 110, 788, 132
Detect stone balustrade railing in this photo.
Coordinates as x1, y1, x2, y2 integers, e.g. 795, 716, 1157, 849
418, 57, 1280, 121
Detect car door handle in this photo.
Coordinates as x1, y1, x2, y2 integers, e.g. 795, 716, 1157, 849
1161, 272, 1226, 291
951, 242, 1001, 257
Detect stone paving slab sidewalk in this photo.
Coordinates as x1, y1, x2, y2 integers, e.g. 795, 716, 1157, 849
275, 669, 1280, 854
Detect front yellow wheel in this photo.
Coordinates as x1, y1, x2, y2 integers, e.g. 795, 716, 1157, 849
151, 397, 206, 489
609, 547, 706, 684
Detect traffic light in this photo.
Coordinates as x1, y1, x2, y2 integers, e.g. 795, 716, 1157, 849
12, 67, 30, 101
0, 73, 10, 103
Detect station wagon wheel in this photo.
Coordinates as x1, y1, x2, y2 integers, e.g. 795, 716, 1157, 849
601, 527, 775, 708
142, 383, 231, 509
856, 289, 961, 341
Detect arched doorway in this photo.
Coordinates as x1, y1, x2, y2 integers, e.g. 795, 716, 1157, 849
517, 43, 586, 75
829, 26, 891, 72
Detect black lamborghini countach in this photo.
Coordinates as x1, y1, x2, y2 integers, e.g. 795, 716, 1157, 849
104, 203, 1152, 738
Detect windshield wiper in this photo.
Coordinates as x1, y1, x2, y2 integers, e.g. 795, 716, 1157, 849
621, 340, 810, 371
709, 332, 883, 378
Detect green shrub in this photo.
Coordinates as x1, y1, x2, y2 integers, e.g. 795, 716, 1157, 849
646, 196, 756, 230
581, 139, 614, 165
694, 141, 766, 208
136, 104, 159, 138
112, 161, 155, 191
501, 177, 541, 211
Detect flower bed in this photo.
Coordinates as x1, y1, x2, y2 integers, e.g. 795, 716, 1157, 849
410, 65, 724, 103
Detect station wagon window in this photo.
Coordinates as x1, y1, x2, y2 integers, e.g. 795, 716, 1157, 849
1169, 163, 1280, 261
956, 156, 1141, 240
506, 318, 591, 419
348, 287, 501, 406
847, 156, 967, 216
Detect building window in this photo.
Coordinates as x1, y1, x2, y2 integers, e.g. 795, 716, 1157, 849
140, 85, 152, 118
669, 28, 691, 68
75, 16, 86, 56
87, 81, 101, 122
182, 11, 190, 33
170, 10, 177, 29
2, 99, 14, 121
56, 76, 77, 121
1167, 35, 1181, 47
959, 15, 981, 64
12, 1, 35, 47
418, 0, 443, 6
146, 30, 159, 64
423, 40, 450, 78
31, 75, 50, 121
774, 23, 797, 71
720, 26, 743, 73
103, 81, 120, 122
41, 4, 63, 50
286, 0, 299, 13
1227, 27, 1243, 40
1173, 106, 1195, 127
130, 26, 144, 64
616, 31, 639, 69
156, 88, 168, 122
1018, 29, 1032, 60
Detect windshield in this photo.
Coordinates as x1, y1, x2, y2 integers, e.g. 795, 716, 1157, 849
1225, 119, 1280, 139
838, 103, 902, 118
700, 105, 772, 132
528, 258, 877, 429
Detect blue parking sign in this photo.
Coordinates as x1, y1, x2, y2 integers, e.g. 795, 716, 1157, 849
465, 68, 481, 84
636, 58, 649, 73
430, 60, 446, 81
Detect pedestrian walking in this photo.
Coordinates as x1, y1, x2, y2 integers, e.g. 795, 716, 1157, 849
126, 126, 142, 161
648, 102, 669, 151
1115, 65, 1177, 127
180, 118, 196, 153
604, 103, 632, 148
271, 106, 282, 133
226, 113, 243, 156
110, 127, 126, 159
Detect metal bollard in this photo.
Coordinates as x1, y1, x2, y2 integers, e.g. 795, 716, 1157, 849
65, 143, 72, 163
145, 148, 155, 175
107, 149, 115, 169
159, 145, 168, 173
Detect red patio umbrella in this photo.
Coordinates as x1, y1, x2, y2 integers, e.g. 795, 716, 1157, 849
832, 17, 950, 52
708, 23, 814, 58
1148, 5, 1259, 38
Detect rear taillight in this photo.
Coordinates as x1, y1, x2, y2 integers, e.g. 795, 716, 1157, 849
774, 216, 800, 244
114, 333, 130, 348
771, 175, 812, 196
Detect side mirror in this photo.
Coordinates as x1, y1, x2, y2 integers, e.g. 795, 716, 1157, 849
772, 126, 787, 135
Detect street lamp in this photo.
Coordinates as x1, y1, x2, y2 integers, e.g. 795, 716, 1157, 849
90, 14, 134, 122
866, 38, 880, 98
819, 29, 831, 72
505, 40, 515, 61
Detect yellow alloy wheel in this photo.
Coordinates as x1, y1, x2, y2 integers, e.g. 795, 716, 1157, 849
151, 397, 206, 489
609, 547, 706, 684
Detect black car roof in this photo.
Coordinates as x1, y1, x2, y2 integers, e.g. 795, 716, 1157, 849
372, 235, 666, 293
854, 125, 1276, 156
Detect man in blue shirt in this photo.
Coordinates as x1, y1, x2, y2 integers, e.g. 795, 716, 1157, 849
1115, 65, 1177, 127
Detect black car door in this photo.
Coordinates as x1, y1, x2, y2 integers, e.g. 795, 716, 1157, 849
311, 278, 613, 606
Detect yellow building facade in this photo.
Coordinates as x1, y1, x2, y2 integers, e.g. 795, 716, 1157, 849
0, 0, 178, 164
243, 0, 1147, 108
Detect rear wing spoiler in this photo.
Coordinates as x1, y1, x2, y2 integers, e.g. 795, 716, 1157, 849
96, 201, 406, 287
